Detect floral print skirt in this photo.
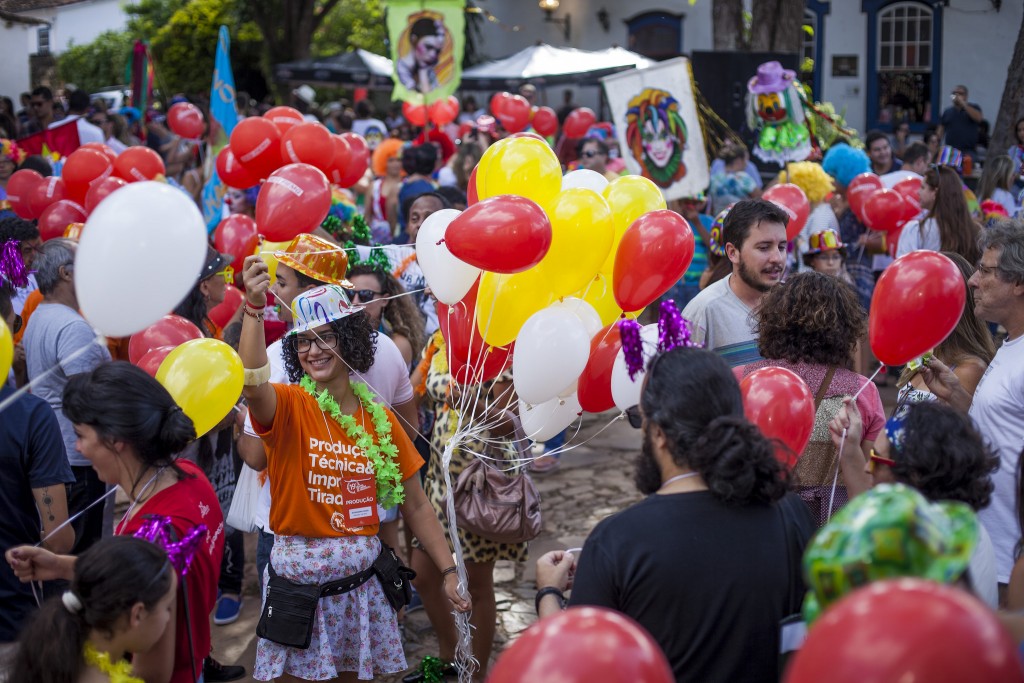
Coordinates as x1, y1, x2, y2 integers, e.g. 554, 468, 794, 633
253, 535, 406, 681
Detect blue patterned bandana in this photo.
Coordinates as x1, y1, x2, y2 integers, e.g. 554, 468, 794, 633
884, 413, 907, 455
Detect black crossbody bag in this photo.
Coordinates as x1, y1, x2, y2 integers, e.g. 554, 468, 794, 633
257, 543, 416, 649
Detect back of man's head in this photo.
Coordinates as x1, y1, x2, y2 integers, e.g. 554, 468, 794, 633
35, 239, 76, 296
67, 90, 90, 114
0, 215, 40, 245
355, 99, 374, 119
402, 143, 437, 176
902, 141, 930, 168
722, 199, 789, 252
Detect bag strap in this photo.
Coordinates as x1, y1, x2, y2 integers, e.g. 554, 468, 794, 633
814, 366, 838, 411
267, 551, 378, 597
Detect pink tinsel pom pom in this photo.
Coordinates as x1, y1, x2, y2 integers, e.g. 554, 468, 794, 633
0, 239, 28, 289
133, 515, 208, 576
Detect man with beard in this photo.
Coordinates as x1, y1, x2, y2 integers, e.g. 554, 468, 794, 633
534, 347, 814, 683
682, 199, 788, 366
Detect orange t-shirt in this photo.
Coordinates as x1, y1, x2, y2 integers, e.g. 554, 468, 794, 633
12, 289, 43, 344
253, 383, 424, 538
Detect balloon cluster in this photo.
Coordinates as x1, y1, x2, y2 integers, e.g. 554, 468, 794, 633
418, 136, 694, 440
403, 96, 461, 127
847, 171, 921, 236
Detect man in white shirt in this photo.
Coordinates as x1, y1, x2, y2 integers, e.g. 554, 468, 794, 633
48, 90, 104, 146
921, 221, 1024, 596
682, 199, 789, 367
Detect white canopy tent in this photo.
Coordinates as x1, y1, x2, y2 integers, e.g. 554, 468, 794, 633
460, 44, 654, 90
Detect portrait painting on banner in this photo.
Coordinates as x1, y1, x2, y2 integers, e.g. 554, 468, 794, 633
388, 1, 465, 105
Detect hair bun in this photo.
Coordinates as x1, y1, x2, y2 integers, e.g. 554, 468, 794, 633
159, 404, 196, 453
689, 415, 788, 505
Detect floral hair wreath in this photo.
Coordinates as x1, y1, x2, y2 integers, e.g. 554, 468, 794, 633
343, 214, 392, 275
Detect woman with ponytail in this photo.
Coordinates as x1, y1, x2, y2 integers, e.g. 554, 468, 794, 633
11, 536, 176, 683
6, 361, 225, 683
535, 347, 815, 683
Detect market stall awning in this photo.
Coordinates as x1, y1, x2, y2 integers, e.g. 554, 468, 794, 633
460, 44, 653, 89
274, 49, 394, 88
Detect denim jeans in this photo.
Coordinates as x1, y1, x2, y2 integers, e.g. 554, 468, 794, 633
256, 527, 274, 594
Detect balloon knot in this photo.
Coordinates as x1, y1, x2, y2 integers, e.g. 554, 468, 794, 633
435, 238, 445, 246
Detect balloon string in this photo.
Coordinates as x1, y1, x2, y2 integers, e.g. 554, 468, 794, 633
826, 363, 882, 519
257, 245, 408, 256
853, 363, 884, 401
0, 332, 106, 416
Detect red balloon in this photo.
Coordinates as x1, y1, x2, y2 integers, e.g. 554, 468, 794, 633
214, 214, 260, 273
786, 579, 1024, 683
280, 122, 334, 174
263, 106, 305, 136
446, 195, 552, 273
492, 93, 531, 133
215, 146, 259, 189
113, 146, 165, 182
208, 285, 245, 329
325, 135, 353, 186
37, 200, 87, 242
577, 323, 623, 413
869, 250, 965, 366
128, 315, 203, 364
428, 96, 460, 126
861, 187, 909, 234
466, 165, 479, 206
490, 607, 674, 683
167, 102, 206, 139
84, 176, 128, 214
613, 210, 695, 311
230, 117, 283, 180
893, 176, 922, 203
846, 172, 883, 223
333, 133, 370, 188
532, 106, 558, 137
137, 345, 176, 378
255, 163, 331, 242
762, 183, 810, 241
62, 148, 113, 204
6, 169, 43, 219
739, 366, 815, 467
79, 142, 118, 164
436, 281, 514, 384
402, 101, 428, 127
26, 176, 66, 217
563, 107, 597, 138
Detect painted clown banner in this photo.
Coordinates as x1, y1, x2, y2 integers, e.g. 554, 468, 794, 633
601, 57, 709, 201
387, 0, 465, 105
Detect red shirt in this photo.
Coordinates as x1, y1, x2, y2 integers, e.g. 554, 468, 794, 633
118, 460, 224, 683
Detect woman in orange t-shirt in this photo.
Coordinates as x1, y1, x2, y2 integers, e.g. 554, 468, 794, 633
239, 255, 470, 682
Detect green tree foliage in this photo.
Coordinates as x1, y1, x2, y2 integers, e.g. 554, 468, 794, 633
312, 0, 387, 57
56, 31, 135, 93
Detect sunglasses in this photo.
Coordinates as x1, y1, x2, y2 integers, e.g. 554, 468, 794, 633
350, 289, 381, 303
10, 314, 22, 335
867, 448, 896, 473
625, 405, 642, 429
581, 150, 604, 159
292, 332, 341, 353
214, 266, 234, 285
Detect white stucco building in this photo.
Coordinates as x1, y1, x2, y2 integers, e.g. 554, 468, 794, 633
475, 0, 1022, 135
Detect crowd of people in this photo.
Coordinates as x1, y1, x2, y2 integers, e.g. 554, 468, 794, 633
1, 74, 1024, 683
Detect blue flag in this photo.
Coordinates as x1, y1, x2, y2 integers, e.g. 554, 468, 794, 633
202, 25, 240, 232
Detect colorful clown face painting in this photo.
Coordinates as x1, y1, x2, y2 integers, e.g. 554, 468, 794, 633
625, 88, 688, 189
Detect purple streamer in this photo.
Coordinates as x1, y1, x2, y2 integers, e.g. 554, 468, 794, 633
0, 239, 28, 289
133, 515, 208, 576
618, 318, 644, 381
657, 300, 695, 353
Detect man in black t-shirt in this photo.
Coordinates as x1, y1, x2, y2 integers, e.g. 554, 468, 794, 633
938, 85, 983, 157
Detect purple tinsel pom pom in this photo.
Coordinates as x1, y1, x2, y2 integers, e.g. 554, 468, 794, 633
0, 239, 28, 289
657, 300, 693, 353
133, 515, 208, 576
618, 317, 644, 381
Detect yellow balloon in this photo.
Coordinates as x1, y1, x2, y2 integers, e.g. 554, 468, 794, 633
256, 240, 291, 285
534, 188, 613, 298
156, 338, 244, 437
574, 270, 643, 327
476, 269, 556, 347
601, 175, 668, 272
0, 317, 12, 382
476, 138, 562, 208
474, 138, 510, 199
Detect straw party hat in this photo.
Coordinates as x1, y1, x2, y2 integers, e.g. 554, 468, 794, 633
275, 233, 352, 288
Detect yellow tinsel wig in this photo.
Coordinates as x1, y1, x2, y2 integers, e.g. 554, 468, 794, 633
775, 161, 834, 204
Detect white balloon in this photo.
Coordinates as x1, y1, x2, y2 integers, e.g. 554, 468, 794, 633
556, 297, 602, 338
76, 181, 207, 338
415, 208, 480, 305
880, 170, 921, 188
610, 323, 660, 411
519, 393, 582, 442
562, 169, 609, 194
513, 304, 591, 405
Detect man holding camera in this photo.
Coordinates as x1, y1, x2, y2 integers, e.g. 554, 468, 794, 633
937, 85, 983, 159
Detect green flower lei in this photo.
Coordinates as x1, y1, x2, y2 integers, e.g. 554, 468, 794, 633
299, 374, 405, 508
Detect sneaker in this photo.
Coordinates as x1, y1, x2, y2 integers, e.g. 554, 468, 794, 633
528, 454, 560, 475
213, 594, 242, 625
405, 586, 424, 614
203, 657, 245, 682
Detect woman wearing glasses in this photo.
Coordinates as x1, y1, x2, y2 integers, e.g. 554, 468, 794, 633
238, 258, 470, 682
829, 400, 999, 607
347, 263, 425, 369
173, 246, 236, 340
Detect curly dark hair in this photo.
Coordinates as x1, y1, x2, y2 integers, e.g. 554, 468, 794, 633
893, 402, 998, 510
281, 311, 378, 383
755, 271, 865, 369
641, 347, 789, 505
0, 215, 40, 243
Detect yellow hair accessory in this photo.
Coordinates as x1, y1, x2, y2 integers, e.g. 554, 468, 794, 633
776, 161, 835, 205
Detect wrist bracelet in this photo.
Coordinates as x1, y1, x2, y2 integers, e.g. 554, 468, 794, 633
535, 587, 566, 615
441, 566, 458, 580
246, 299, 266, 309
242, 305, 265, 322
243, 361, 272, 387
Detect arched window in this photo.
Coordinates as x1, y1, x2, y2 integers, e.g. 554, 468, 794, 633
625, 11, 683, 61
875, 1, 934, 126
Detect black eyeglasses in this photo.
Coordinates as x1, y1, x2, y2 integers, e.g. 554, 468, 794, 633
350, 289, 381, 303
291, 332, 341, 353
625, 405, 642, 429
